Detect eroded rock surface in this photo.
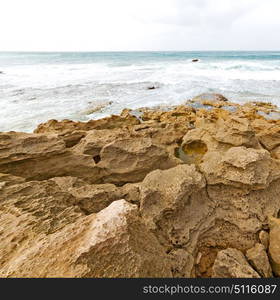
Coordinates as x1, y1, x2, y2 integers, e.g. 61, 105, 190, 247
268, 217, 280, 277
0, 94, 280, 278
212, 248, 260, 278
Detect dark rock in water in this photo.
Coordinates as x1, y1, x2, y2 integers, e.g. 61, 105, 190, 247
0, 71, 4, 74
147, 86, 157, 90
192, 59, 199, 62
193, 93, 229, 103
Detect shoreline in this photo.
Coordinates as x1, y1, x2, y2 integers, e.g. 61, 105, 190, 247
0, 93, 280, 278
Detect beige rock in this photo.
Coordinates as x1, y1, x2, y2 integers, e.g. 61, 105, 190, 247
1, 95, 280, 278
140, 164, 206, 232
200, 147, 279, 189
259, 230, 269, 249
271, 146, 280, 160
169, 249, 194, 277
0, 132, 101, 183
246, 243, 272, 277
0, 200, 172, 278
98, 137, 179, 184
192, 93, 229, 107
34, 114, 140, 134
268, 217, 280, 276
212, 248, 260, 278
256, 125, 280, 151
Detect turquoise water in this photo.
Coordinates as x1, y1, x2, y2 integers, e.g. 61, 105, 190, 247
1, 51, 280, 132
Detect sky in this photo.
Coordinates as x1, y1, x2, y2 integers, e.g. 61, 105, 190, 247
0, 0, 279, 51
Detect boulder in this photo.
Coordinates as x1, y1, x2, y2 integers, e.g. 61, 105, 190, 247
98, 137, 179, 184
0, 199, 172, 277
212, 248, 260, 278
0, 132, 101, 183
246, 243, 272, 277
200, 147, 279, 189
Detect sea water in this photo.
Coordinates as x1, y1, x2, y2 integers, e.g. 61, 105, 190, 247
1, 51, 280, 132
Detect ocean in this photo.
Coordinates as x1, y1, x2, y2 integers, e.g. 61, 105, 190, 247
1, 51, 280, 132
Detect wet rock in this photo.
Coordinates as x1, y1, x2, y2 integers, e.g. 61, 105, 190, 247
82, 101, 113, 115
34, 114, 140, 134
212, 248, 260, 278
192, 93, 229, 108
192, 59, 199, 62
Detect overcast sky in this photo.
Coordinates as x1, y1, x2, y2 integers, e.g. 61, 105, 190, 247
0, 0, 279, 51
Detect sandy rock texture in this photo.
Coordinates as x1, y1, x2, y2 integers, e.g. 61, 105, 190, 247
0, 94, 280, 278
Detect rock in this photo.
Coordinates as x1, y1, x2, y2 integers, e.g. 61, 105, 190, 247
1, 94, 280, 278
192, 59, 199, 62
147, 86, 157, 90
34, 114, 140, 134
271, 145, 280, 160
200, 147, 279, 189
0, 200, 172, 277
255, 123, 280, 151
169, 249, 194, 277
268, 217, 280, 276
192, 93, 228, 108
0, 132, 101, 183
259, 231, 269, 249
81, 101, 113, 115
97, 137, 179, 184
246, 243, 272, 277
212, 248, 260, 278
140, 164, 206, 232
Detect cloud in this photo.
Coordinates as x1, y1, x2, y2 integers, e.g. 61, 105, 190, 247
0, 0, 279, 51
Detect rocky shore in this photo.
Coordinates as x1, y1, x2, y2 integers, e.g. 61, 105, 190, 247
1, 93, 280, 278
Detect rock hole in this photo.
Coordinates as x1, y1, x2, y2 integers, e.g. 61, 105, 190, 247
93, 155, 101, 164
176, 140, 208, 164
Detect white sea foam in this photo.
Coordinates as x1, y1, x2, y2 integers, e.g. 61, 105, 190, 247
1, 52, 280, 132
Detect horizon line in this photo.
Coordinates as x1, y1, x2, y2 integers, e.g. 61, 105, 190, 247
0, 50, 280, 53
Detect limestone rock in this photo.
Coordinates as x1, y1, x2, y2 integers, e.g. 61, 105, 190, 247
98, 137, 179, 184
34, 114, 140, 134
0, 200, 172, 278
212, 248, 260, 278
259, 230, 269, 249
200, 147, 278, 189
0, 132, 100, 182
1, 95, 280, 278
140, 164, 206, 232
268, 217, 280, 276
169, 249, 194, 277
246, 243, 272, 277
